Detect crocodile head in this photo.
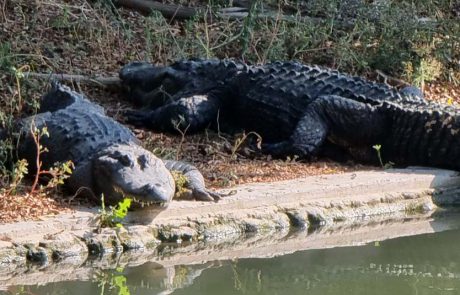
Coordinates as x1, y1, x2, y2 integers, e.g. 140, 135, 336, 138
119, 62, 188, 106
92, 144, 175, 208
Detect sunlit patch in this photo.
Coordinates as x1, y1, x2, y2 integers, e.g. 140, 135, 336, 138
113, 185, 168, 208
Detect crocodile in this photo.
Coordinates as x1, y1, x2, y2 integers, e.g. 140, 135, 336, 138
269, 95, 460, 170
120, 59, 423, 158
4, 83, 221, 207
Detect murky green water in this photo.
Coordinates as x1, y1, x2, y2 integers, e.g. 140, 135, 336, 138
4, 228, 460, 295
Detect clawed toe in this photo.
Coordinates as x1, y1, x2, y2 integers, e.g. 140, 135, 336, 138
193, 189, 236, 202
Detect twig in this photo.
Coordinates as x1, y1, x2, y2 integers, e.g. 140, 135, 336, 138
375, 70, 410, 87
23, 72, 121, 88
30, 120, 42, 194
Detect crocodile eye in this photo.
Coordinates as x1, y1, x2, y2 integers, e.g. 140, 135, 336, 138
137, 155, 148, 170
118, 154, 133, 167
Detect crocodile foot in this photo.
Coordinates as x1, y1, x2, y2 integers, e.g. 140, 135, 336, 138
180, 186, 236, 202
124, 109, 152, 127
260, 141, 316, 159
192, 188, 225, 202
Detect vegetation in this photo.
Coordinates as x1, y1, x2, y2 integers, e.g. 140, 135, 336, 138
372, 144, 394, 169
171, 170, 192, 199
97, 195, 132, 229
0, 0, 459, 221
96, 267, 131, 295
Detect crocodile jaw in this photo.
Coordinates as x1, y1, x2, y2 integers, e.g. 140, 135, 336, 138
112, 185, 170, 208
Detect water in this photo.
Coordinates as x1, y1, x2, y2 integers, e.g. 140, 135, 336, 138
3, 226, 460, 295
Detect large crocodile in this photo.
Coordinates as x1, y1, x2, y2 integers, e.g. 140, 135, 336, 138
274, 95, 460, 170
120, 59, 423, 158
2, 83, 221, 207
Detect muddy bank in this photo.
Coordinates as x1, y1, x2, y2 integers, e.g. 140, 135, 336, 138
1, 168, 460, 276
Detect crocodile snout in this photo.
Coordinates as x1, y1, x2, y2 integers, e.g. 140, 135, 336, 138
139, 183, 173, 203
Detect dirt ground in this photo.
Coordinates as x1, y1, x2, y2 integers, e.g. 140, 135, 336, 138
1, 0, 459, 223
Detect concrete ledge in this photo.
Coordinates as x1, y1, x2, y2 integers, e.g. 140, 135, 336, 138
1, 168, 460, 275
2, 212, 460, 288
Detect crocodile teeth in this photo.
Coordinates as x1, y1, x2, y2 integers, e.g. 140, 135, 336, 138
112, 186, 165, 207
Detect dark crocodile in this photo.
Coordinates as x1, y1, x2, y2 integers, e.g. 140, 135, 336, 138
278, 96, 460, 170
3, 83, 221, 207
120, 59, 423, 158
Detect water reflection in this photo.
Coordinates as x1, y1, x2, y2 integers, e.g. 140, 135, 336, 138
4, 228, 460, 295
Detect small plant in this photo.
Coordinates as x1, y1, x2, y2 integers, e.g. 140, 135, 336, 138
97, 194, 132, 229
403, 58, 443, 90
372, 144, 384, 167
11, 65, 30, 114
170, 170, 192, 199
172, 115, 191, 160
372, 144, 394, 169
29, 123, 73, 194
231, 131, 262, 160
50, 5, 71, 29
1, 159, 28, 196
285, 154, 299, 163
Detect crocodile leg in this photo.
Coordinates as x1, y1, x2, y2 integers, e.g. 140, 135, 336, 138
163, 160, 222, 201
124, 93, 222, 133
261, 95, 387, 158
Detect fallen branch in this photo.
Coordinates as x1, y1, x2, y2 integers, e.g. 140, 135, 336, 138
24, 72, 121, 88
114, 0, 201, 19
114, 0, 352, 28
114, 0, 437, 32
375, 70, 410, 88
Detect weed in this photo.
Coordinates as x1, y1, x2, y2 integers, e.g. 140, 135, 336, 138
97, 195, 132, 229
0, 42, 12, 69
29, 123, 74, 194
1, 159, 28, 196
172, 115, 191, 160
230, 131, 262, 160
372, 144, 384, 168
239, 0, 259, 59
170, 170, 192, 199
50, 4, 71, 29
1, 119, 73, 196
404, 58, 443, 90
372, 144, 394, 169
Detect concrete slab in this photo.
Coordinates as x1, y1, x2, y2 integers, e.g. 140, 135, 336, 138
1, 168, 460, 274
